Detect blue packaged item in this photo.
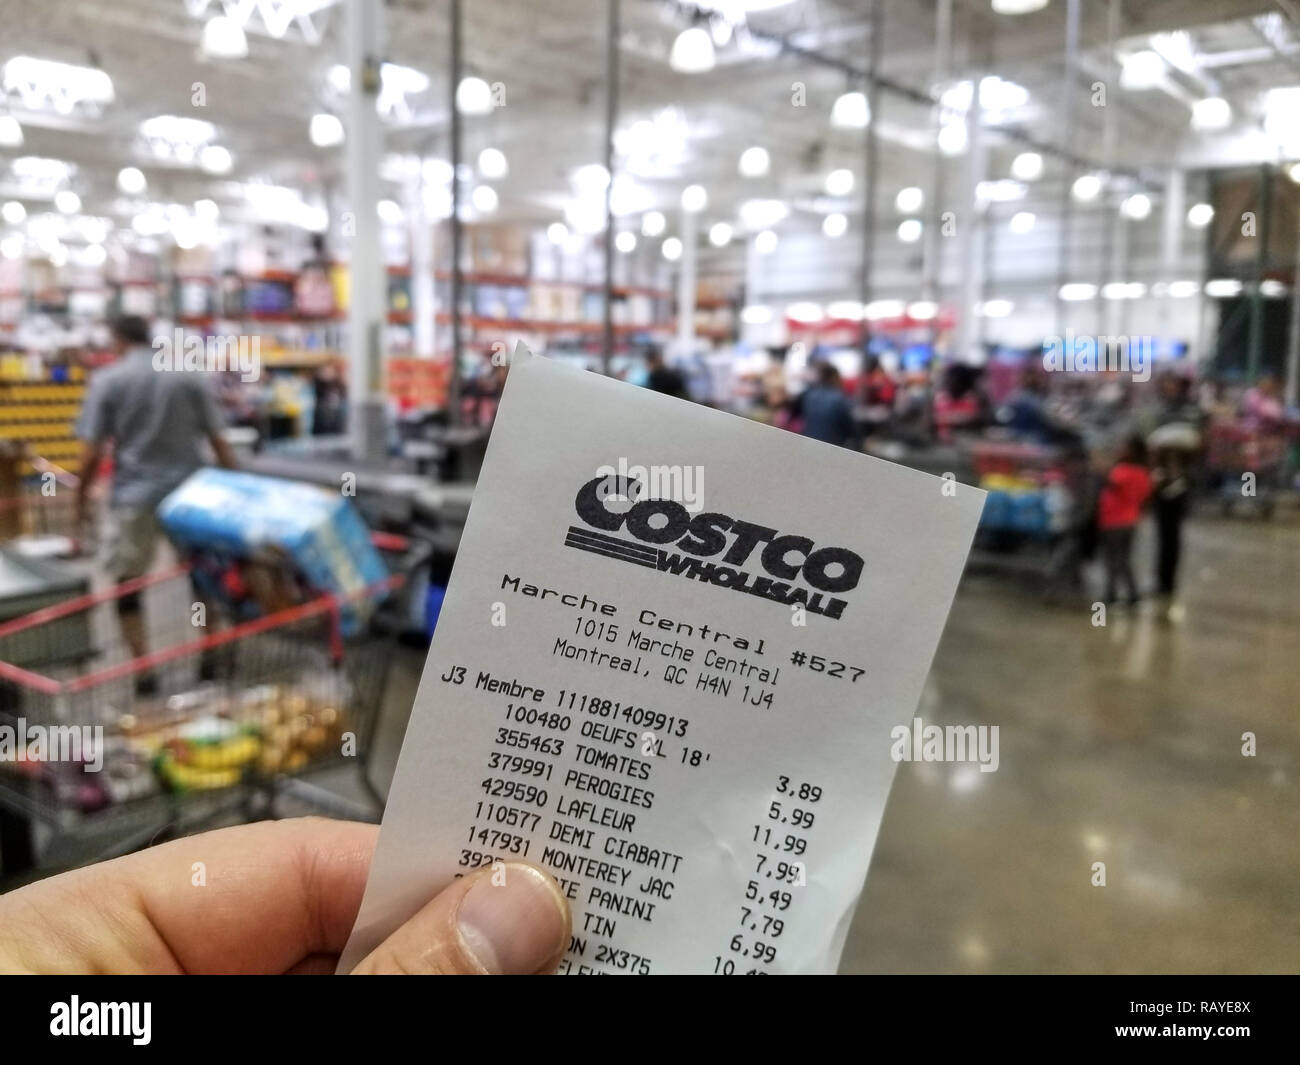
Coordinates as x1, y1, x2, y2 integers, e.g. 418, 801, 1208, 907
157, 469, 388, 635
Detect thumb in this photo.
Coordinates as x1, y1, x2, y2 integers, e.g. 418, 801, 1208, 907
351, 862, 570, 975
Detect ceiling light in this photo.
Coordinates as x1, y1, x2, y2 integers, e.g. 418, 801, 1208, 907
82, 243, 106, 266
741, 305, 773, 325
1121, 193, 1152, 219
1, 56, 113, 114
709, 221, 732, 246
830, 90, 870, 129
754, 229, 778, 254
642, 211, 666, 236
1205, 278, 1242, 297
895, 186, 923, 213
0, 234, 23, 258
978, 298, 1014, 317
670, 27, 716, 74
456, 76, 493, 115
202, 16, 249, 59
865, 299, 905, 319
0, 116, 22, 147
827, 300, 863, 320
1072, 173, 1103, 201
573, 163, 610, 195
1059, 282, 1097, 301
2, 201, 26, 225
53, 190, 80, 214
377, 199, 405, 225
1260, 279, 1287, 298
1167, 280, 1199, 298
48, 243, 67, 267
825, 169, 854, 197
823, 212, 847, 238
1266, 89, 1300, 155
787, 302, 823, 323
738, 199, 788, 230
616, 231, 637, 253
1290, 161, 1300, 184
199, 145, 232, 173
117, 167, 146, 195
681, 184, 708, 212
992, 0, 1049, 12
478, 147, 508, 179
310, 113, 344, 147
1010, 151, 1043, 180
937, 122, 967, 156
1191, 96, 1231, 132
739, 146, 770, 178
547, 222, 568, 245
662, 236, 683, 261
908, 300, 938, 320
1187, 202, 1214, 227
1009, 211, 1035, 234
897, 219, 922, 242
471, 185, 498, 213
1121, 50, 1165, 90
1102, 281, 1145, 300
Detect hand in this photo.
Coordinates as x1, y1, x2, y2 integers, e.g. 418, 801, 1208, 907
0, 817, 570, 975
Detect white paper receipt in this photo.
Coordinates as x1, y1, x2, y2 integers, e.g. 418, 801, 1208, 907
340, 349, 984, 975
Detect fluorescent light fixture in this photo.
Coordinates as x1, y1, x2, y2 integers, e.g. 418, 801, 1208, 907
456, 76, 493, 115
825, 169, 854, 197
822, 212, 847, 238
1, 201, 25, 225
709, 221, 732, 246
1072, 173, 1103, 201
978, 298, 1014, 317
140, 114, 216, 150
1167, 281, 1199, 298
547, 222, 568, 245
1121, 193, 1152, 219
377, 199, 405, 225
1205, 278, 1242, 297
1265, 88, 1300, 154
117, 167, 146, 194
830, 90, 869, 129
937, 122, 967, 155
940, 76, 1029, 119
0, 234, 23, 258
992, 0, 1049, 12
12, 156, 72, 184
865, 299, 905, 319
1010, 151, 1043, 180
0, 116, 22, 147
1101, 281, 1146, 300
1260, 279, 1287, 298
1121, 50, 1165, 90
615, 231, 637, 253
895, 186, 923, 213
194, 199, 219, 221
82, 243, 106, 266
786, 302, 823, 323
310, 113, 344, 147
1059, 282, 1097, 301
681, 184, 708, 212
1191, 96, 1231, 131
573, 163, 610, 195
422, 185, 453, 219
670, 27, 715, 74
642, 211, 666, 236
202, 15, 248, 59
1009, 211, 1035, 234
738, 146, 770, 177
2, 56, 113, 114
662, 236, 683, 261
908, 300, 938, 320
478, 147, 508, 179
53, 190, 80, 214
738, 199, 788, 230
471, 185, 498, 213
827, 300, 863, 320
754, 229, 778, 254
741, 305, 772, 325
199, 145, 233, 173
897, 219, 922, 243
1187, 202, 1214, 227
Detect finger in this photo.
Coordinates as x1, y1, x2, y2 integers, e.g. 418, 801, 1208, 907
351, 861, 570, 975
0, 818, 377, 974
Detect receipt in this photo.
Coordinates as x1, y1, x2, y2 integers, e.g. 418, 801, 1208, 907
339, 349, 984, 974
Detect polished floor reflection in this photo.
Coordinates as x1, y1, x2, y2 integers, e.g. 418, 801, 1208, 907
840, 511, 1300, 974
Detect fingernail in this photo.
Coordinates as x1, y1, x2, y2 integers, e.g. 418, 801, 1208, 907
456, 864, 569, 974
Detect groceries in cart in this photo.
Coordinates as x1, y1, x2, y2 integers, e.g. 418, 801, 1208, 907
157, 468, 389, 634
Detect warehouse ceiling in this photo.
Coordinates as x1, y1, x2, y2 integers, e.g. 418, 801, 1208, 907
0, 0, 1296, 250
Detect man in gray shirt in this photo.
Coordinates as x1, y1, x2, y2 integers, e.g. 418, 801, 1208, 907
76, 315, 238, 689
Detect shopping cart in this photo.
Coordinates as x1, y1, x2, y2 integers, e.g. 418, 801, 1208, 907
0, 456, 88, 558
1204, 420, 1286, 518
0, 532, 420, 878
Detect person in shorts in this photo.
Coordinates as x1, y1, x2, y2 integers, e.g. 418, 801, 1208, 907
75, 315, 239, 692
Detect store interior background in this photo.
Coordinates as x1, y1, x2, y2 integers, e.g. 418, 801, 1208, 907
0, 0, 1296, 973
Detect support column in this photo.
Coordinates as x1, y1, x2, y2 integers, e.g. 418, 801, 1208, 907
408, 175, 435, 359
954, 74, 986, 364
1159, 167, 1185, 342
676, 206, 697, 357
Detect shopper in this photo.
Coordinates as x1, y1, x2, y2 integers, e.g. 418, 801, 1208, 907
1145, 374, 1204, 622
797, 361, 855, 447
0, 818, 570, 974
1097, 435, 1152, 607
76, 315, 240, 690
643, 347, 689, 401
